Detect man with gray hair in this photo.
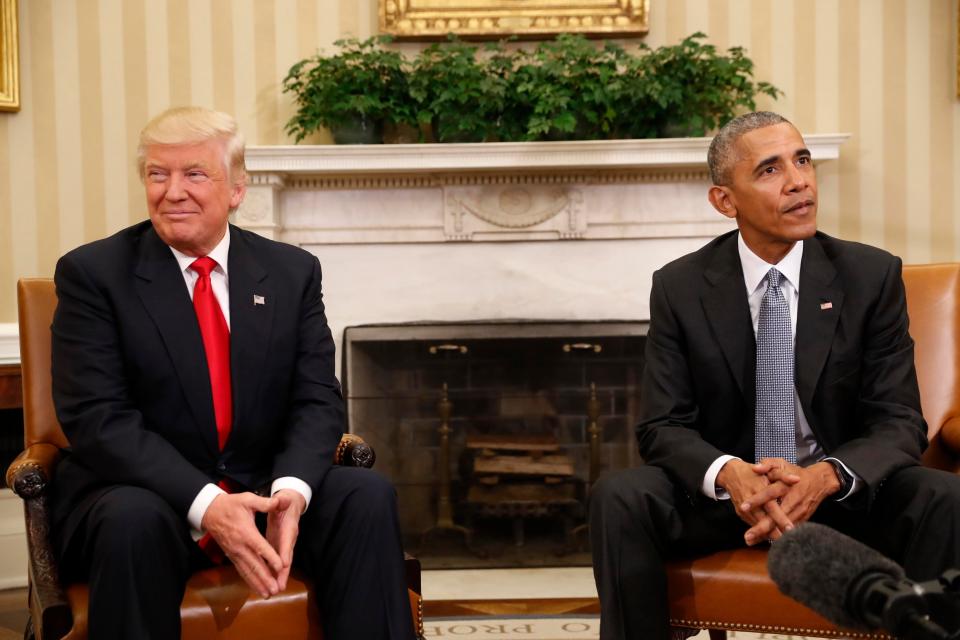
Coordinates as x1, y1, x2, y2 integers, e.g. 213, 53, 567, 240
589, 111, 960, 639
50, 106, 415, 639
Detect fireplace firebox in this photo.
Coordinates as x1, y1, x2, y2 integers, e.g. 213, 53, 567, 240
342, 321, 645, 569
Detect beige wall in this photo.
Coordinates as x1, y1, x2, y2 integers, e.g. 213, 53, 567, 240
0, 0, 958, 321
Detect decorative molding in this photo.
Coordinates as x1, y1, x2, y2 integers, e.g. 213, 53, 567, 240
245, 136, 849, 176
379, 0, 649, 40
247, 172, 286, 187
444, 185, 585, 241
284, 170, 713, 192
237, 189, 272, 223
234, 172, 285, 240
0, 323, 18, 364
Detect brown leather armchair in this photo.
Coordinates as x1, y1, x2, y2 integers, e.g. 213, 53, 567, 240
5, 278, 425, 640
664, 263, 960, 639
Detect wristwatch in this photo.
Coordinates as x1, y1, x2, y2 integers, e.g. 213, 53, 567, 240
826, 458, 853, 500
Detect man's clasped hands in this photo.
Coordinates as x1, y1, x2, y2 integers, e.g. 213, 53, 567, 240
716, 458, 843, 546
200, 489, 306, 599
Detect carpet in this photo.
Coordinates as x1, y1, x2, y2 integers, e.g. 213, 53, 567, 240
424, 616, 599, 639
424, 618, 820, 640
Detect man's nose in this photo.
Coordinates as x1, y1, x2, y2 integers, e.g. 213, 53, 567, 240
165, 174, 188, 200
784, 163, 807, 192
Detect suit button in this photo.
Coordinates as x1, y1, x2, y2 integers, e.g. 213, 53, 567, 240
217, 462, 226, 472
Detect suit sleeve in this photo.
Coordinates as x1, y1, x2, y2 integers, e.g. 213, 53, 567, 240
51, 253, 212, 515
636, 270, 730, 496
829, 256, 927, 502
270, 257, 345, 493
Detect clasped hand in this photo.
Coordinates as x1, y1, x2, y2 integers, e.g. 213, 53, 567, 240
200, 489, 306, 598
716, 458, 841, 546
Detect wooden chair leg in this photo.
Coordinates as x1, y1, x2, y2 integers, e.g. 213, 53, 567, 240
708, 630, 727, 640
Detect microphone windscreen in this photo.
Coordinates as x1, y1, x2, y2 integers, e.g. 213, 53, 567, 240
767, 522, 905, 631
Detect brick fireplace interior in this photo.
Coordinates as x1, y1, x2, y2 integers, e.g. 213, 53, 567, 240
343, 321, 645, 569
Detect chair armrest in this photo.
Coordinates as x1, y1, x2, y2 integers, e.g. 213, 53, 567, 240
5, 443, 72, 640
5, 443, 60, 497
335, 434, 376, 468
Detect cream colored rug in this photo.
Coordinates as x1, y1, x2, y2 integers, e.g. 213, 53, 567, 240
424, 617, 818, 639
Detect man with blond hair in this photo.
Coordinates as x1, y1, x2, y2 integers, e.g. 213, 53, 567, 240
50, 106, 415, 639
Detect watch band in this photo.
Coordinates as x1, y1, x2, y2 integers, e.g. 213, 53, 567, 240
827, 458, 853, 500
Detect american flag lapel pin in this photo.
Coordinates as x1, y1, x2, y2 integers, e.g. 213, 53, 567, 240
820, 301, 833, 310
253, 294, 266, 306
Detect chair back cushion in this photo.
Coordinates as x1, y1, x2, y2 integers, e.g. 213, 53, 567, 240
17, 278, 69, 449
902, 263, 960, 470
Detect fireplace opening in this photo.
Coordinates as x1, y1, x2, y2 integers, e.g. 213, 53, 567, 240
343, 321, 646, 569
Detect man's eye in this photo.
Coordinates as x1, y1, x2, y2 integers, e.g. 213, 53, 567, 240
798, 156, 811, 166
147, 172, 167, 182
187, 171, 207, 181
763, 166, 777, 174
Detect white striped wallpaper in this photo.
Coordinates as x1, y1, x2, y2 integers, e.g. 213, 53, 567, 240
0, 0, 958, 321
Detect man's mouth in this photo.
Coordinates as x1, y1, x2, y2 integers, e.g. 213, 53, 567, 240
784, 199, 815, 214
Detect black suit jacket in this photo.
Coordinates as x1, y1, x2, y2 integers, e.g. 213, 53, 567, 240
50, 221, 345, 545
636, 230, 927, 506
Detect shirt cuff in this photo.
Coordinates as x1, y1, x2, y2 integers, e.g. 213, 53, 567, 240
271, 476, 312, 513
187, 483, 227, 537
702, 455, 740, 500
823, 456, 862, 501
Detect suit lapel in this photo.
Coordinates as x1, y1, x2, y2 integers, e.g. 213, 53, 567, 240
795, 235, 844, 411
226, 226, 274, 450
134, 228, 219, 456
701, 233, 756, 403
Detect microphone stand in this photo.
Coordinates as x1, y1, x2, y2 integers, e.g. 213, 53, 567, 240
865, 569, 960, 640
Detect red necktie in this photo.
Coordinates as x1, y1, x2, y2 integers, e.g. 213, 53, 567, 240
190, 256, 232, 450
190, 257, 233, 564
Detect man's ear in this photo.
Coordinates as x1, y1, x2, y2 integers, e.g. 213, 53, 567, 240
708, 186, 737, 220
229, 178, 247, 210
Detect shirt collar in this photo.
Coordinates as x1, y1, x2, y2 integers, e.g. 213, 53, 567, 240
169, 227, 231, 276
737, 232, 803, 295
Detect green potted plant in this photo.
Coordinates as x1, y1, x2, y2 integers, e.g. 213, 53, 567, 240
408, 37, 509, 143
510, 34, 628, 141
282, 36, 416, 144
618, 33, 781, 138
281, 33, 780, 144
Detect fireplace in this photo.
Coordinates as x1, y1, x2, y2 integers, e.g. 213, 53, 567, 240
343, 321, 645, 568
233, 136, 846, 568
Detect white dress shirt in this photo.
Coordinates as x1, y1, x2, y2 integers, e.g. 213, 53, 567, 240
700, 234, 860, 501
169, 230, 313, 535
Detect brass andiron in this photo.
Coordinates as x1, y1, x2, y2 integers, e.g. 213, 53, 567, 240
418, 382, 482, 556
586, 382, 601, 486
563, 340, 604, 552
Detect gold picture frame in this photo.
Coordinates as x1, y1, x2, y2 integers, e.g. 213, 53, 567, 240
0, 0, 19, 112
380, 0, 650, 40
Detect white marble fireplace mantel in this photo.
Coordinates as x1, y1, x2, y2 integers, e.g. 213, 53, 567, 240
232, 135, 847, 362
236, 135, 848, 245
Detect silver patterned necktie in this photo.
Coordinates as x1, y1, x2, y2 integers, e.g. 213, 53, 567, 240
755, 268, 797, 463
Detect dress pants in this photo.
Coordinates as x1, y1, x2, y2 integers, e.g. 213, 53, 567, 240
58, 466, 416, 640
589, 464, 960, 640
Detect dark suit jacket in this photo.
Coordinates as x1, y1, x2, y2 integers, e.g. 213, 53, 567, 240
50, 221, 345, 546
636, 230, 927, 506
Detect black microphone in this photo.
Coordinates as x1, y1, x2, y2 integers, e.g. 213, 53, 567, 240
767, 522, 952, 639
